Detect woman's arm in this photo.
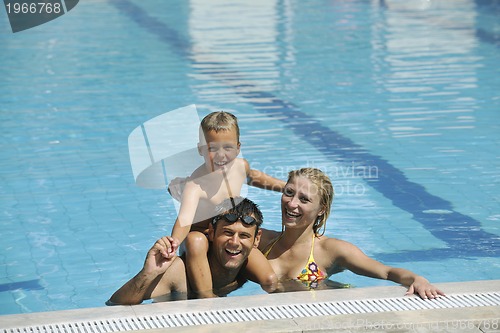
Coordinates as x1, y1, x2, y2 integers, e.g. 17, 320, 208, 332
324, 239, 444, 299
386, 267, 445, 299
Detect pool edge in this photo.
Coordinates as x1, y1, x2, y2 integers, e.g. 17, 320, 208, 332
1, 280, 499, 332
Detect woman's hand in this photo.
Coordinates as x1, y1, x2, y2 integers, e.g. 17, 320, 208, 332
405, 276, 445, 299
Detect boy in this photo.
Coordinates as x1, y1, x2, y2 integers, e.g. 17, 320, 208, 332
165, 111, 284, 297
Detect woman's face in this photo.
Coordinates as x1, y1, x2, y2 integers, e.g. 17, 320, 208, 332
281, 175, 324, 229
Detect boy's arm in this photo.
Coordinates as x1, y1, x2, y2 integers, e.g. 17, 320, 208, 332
244, 160, 285, 192
170, 181, 201, 250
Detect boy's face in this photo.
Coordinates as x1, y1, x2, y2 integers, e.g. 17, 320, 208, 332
199, 129, 240, 172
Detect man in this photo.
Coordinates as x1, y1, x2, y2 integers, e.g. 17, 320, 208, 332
107, 197, 264, 305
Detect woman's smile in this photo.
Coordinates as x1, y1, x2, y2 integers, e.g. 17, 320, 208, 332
281, 176, 324, 228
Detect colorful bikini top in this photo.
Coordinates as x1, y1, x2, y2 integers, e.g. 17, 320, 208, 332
263, 233, 328, 289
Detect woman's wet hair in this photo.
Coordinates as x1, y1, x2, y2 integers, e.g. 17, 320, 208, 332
287, 168, 334, 236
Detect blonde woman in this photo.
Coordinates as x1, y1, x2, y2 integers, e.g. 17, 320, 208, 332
259, 168, 445, 299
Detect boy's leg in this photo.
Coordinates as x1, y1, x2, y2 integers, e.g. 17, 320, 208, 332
243, 248, 278, 293
185, 231, 215, 298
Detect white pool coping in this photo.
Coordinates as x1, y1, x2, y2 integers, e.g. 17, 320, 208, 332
1, 280, 499, 332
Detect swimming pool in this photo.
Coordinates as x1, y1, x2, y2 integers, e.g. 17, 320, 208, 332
1, 0, 498, 315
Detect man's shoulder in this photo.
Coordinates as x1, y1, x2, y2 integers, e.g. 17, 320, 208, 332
161, 256, 187, 281
149, 256, 188, 299
163, 256, 188, 286
173, 255, 187, 269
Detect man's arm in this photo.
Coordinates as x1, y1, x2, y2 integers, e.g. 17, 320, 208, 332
107, 269, 163, 305
107, 237, 178, 305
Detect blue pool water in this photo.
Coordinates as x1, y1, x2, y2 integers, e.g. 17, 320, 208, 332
1, 0, 499, 315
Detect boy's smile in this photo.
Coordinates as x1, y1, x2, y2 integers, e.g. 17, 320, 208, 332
199, 129, 241, 172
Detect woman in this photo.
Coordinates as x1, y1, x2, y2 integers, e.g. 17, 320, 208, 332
259, 168, 445, 299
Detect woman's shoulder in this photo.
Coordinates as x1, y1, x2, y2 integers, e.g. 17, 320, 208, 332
316, 235, 339, 247
317, 234, 354, 244
316, 236, 359, 257
258, 228, 281, 251
315, 236, 360, 273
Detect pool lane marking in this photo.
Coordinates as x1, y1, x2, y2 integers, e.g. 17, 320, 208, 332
0, 279, 43, 292
109, 0, 499, 259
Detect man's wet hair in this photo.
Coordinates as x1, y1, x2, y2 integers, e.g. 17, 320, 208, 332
213, 197, 263, 233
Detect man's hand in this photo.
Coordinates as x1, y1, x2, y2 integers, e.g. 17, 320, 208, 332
167, 177, 187, 201
143, 236, 179, 275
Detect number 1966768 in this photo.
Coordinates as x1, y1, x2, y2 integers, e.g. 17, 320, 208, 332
5, 2, 62, 14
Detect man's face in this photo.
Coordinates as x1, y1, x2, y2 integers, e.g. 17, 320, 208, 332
198, 129, 241, 172
209, 217, 261, 271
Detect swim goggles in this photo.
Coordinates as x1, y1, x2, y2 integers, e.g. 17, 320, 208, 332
212, 213, 257, 226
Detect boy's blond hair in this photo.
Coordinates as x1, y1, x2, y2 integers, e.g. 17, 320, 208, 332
200, 111, 240, 143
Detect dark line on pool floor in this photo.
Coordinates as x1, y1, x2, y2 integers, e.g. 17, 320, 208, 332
0, 279, 43, 293
109, 0, 499, 260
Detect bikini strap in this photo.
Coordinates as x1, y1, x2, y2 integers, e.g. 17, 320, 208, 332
308, 233, 316, 261
263, 233, 283, 258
